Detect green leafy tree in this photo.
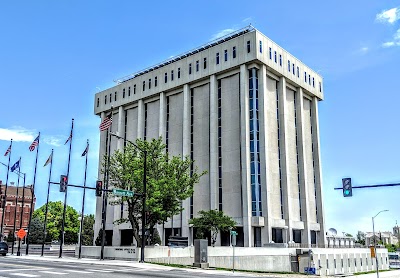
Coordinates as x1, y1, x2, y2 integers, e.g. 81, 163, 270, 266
33, 201, 80, 243
105, 137, 206, 245
356, 231, 365, 246
81, 214, 95, 246
385, 243, 397, 252
189, 210, 236, 246
27, 217, 45, 244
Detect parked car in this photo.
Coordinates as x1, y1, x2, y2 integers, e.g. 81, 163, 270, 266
0, 242, 8, 256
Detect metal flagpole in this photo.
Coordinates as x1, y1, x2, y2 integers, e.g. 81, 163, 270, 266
41, 149, 53, 256
60, 119, 74, 258
26, 133, 40, 255
79, 140, 89, 259
1, 139, 12, 235
17, 171, 26, 256
11, 158, 21, 254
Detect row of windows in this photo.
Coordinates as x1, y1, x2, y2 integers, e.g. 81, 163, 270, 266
293, 93, 302, 221
276, 82, 284, 219
217, 79, 223, 211
319, 256, 386, 269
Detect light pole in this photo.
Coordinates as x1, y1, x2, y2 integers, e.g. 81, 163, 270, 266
78, 216, 82, 248
372, 209, 388, 278
110, 132, 147, 263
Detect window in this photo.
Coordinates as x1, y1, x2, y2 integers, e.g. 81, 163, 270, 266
272, 228, 283, 243
155, 77, 157, 87
149, 78, 151, 89
196, 60, 199, 72
269, 47, 272, 59
279, 54, 282, 66
259, 40, 262, 53
224, 49, 228, 61
164, 72, 167, 83
304, 72, 307, 82
97, 98, 99, 107
274, 51, 277, 63
128, 87, 131, 96
297, 66, 299, 78
203, 58, 207, 69
288, 60, 290, 72
247, 40, 251, 53
109, 93, 112, 102
319, 82, 321, 92
143, 81, 146, 91
216, 52, 220, 64
134, 84, 136, 94
292, 64, 295, 75
178, 68, 181, 78
189, 63, 192, 74
171, 70, 174, 81
312, 77, 315, 87
233, 46, 236, 58
309, 74, 311, 85
123, 88, 125, 98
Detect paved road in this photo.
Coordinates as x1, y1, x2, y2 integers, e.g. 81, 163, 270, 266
0, 258, 268, 278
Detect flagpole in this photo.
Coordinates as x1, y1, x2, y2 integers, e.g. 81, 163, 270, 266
11, 158, 21, 255
26, 132, 40, 255
101, 108, 113, 260
60, 119, 73, 258
17, 170, 26, 256
1, 139, 12, 235
41, 149, 53, 256
79, 140, 89, 259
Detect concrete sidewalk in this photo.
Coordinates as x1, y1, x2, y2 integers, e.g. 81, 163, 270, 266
6, 254, 400, 277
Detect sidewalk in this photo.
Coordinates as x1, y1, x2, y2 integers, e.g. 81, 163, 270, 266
6, 254, 400, 277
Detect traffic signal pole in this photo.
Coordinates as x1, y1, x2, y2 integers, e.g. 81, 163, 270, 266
335, 180, 400, 196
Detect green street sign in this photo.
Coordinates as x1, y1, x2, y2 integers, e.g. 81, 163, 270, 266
112, 188, 134, 197
230, 231, 238, 236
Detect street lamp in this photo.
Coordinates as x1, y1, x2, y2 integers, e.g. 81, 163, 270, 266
110, 132, 147, 263
372, 209, 389, 278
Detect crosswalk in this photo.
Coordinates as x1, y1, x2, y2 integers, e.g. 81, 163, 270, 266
0, 267, 146, 277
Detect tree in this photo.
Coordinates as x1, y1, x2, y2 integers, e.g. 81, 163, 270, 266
81, 214, 95, 246
189, 210, 236, 246
27, 217, 45, 244
356, 231, 366, 246
106, 137, 206, 245
33, 201, 80, 243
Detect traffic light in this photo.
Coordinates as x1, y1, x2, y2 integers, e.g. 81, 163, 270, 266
342, 178, 352, 197
60, 175, 68, 192
96, 180, 103, 197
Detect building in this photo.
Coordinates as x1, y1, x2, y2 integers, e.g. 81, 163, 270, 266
94, 26, 325, 247
365, 230, 399, 247
0, 181, 35, 238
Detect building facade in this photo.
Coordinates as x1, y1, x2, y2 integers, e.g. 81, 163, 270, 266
94, 26, 326, 247
0, 182, 35, 238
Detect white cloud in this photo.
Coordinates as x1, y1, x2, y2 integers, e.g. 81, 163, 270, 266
242, 17, 252, 23
359, 47, 369, 54
0, 127, 35, 142
211, 28, 235, 40
382, 41, 396, 47
376, 7, 400, 24
381, 28, 400, 48
42, 136, 63, 147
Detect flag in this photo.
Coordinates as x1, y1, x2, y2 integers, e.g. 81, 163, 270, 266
29, 135, 39, 151
99, 113, 112, 131
4, 145, 11, 156
43, 152, 52, 167
81, 144, 89, 157
64, 131, 72, 145
11, 160, 20, 172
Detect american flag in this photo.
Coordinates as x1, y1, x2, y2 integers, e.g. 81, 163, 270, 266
99, 113, 112, 131
64, 131, 72, 145
4, 145, 11, 156
43, 152, 52, 167
81, 143, 89, 157
29, 135, 40, 152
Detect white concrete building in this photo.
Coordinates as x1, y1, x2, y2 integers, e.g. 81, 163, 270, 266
94, 26, 326, 248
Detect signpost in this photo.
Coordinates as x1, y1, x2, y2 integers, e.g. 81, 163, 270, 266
16, 229, 26, 239
112, 189, 134, 198
231, 230, 238, 273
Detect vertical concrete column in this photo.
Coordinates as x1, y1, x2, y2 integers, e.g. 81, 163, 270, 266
112, 106, 125, 246
209, 75, 218, 210
277, 76, 292, 243
159, 92, 166, 143
94, 112, 106, 244
296, 88, 311, 246
259, 66, 272, 244
181, 84, 190, 238
240, 64, 252, 247
311, 96, 326, 245
137, 99, 145, 139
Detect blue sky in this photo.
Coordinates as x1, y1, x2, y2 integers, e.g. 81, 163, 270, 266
1, 1, 400, 238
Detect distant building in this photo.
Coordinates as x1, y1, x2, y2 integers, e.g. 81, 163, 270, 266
365, 228, 399, 247
0, 181, 35, 238
325, 235, 355, 248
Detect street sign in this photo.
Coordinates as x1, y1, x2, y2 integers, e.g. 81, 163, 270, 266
370, 246, 376, 258
16, 229, 26, 239
112, 188, 134, 197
